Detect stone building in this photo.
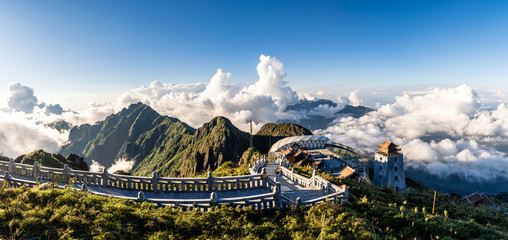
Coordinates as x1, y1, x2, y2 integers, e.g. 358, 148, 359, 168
373, 141, 406, 192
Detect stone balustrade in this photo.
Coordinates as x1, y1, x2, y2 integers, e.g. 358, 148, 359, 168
278, 165, 348, 204
0, 157, 347, 210
0, 159, 268, 193
249, 157, 267, 174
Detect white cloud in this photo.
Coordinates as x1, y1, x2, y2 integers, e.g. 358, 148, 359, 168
125, 54, 298, 131
0, 111, 68, 157
7, 82, 38, 113
318, 85, 508, 182
107, 158, 135, 173
89, 160, 105, 172
0, 83, 120, 158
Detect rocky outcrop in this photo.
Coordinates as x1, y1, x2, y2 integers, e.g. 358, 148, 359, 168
256, 123, 312, 137
14, 149, 89, 171
179, 116, 250, 176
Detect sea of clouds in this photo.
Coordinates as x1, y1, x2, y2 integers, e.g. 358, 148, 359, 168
1, 54, 507, 182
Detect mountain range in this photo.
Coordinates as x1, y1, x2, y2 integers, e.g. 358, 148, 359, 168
277, 99, 374, 130
59, 103, 312, 177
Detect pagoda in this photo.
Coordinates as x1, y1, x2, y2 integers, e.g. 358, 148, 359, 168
373, 141, 406, 192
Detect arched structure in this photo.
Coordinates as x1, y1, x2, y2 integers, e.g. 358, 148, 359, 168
269, 135, 329, 153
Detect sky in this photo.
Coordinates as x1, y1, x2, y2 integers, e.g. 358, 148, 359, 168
1, 0, 508, 109
1, 1, 508, 185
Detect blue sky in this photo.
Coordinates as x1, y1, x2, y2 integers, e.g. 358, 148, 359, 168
1, 0, 507, 109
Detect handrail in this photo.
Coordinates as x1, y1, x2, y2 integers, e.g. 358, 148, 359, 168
0, 159, 268, 193
278, 164, 348, 201
0, 156, 347, 210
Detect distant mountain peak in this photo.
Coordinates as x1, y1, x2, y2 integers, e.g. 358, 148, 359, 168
256, 123, 312, 137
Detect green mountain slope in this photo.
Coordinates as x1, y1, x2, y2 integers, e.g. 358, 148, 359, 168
60, 102, 172, 168
13, 149, 88, 171
60, 103, 250, 177
179, 116, 250, 176
336, 105, 374, 118
256, 123, 312, 137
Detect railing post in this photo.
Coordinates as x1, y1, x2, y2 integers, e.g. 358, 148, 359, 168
81, 183, 88, 192
261, 167, 267, 187
63, 164, 70, 183
274, 179, 281, 209
152, 171, 159, 192
207, 171, 213, 192
344, 185, 349, 203
102, 168, 109, 187
4, 171, 11, 185
8, 158, 14, 173
137, 191, 145, 202
210, 192, 218, 207
326, 182, 333, 194
291, 168, 294, 181
311, 169, 317, 187
33, 161, 40, 179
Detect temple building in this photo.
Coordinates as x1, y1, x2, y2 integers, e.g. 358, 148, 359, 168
373, 141, 406, 192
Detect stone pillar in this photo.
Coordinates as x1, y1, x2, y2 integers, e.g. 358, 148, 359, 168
274, 181, 282, 209
8, 158, 13, 173
312, 169, 317, 187
102, 168, 109, 187
137, 191, 145, 202
207, 171, 213, 192
81, 183, 88, 192
4, 171, 11, 182
210, 192, 218, 207
33, 161, 40, 179
261, 167, 267, 187
152, 171, 159, 192
326, 182, 333, 194
63, 164, 70, 183
344, 185, 349, 203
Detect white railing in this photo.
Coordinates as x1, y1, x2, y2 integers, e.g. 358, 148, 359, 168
0, 158, 347, 210
278, 165, 348, 204
1, 169, 279, 212
0, 159, 269, 193
249, 157, 267, 174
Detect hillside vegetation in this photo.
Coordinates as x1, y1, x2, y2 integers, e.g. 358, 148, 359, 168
255, 123, 312, 137
60, 103, 251, 177
0, 172, 506, 239
11, 150, 88, 171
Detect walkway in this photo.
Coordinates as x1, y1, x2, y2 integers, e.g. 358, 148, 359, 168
264, 161, 331, 203
1, 158, 347, 210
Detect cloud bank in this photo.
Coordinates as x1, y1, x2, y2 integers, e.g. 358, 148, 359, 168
128, 54, 298, 130
0, 82, 126, 158
317, 85, 508, 182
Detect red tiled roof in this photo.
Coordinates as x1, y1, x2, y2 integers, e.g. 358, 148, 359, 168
338, 166, 356, 179
479, 193, 494, 207
464, 192, 494, 207
465, 192, 483, 204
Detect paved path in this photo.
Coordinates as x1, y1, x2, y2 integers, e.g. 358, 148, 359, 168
1, 161, 331, 205
264, 161, 327, 202
0, 172, 271, 202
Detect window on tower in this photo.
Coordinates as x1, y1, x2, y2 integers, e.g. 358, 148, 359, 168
394, 167, 398, 171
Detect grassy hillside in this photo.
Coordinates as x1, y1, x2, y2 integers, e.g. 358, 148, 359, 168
0, 174, 506, 239
60, 103, 252, 177
255, 123, 312, 137
179, 116, 250, 177
13, 149, 88, 171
